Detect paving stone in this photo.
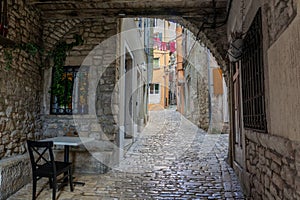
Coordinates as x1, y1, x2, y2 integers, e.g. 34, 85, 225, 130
8, 109, 245, 199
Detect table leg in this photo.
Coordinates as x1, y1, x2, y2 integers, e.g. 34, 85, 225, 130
64, 145, 85, 186
64, 145, 69, 162
63, 145, 70, 184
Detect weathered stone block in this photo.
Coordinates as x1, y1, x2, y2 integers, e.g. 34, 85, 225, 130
295, 176, 300, 195
253, 177, 263, 195
0, 155, 31, 200
295, 146, 300, 175
283, 187, 294, 200
272, 173, 284, 190
271, 162, 281, 174
269, 183, 278, 199
266, 150, 281, 165
264, 174, 270, 190
280, 164, 295, 186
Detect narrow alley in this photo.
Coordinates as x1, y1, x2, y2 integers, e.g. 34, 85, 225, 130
9, 109, 245, 200
1, 1, 299, 199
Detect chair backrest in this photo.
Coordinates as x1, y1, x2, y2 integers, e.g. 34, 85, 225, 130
27, 140, 56, 173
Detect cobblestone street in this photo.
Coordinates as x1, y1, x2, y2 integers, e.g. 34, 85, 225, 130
9, 109, 245, 200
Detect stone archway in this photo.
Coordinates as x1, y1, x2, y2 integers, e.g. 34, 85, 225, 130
29, 0, 231, 74
32, 0, 232, 174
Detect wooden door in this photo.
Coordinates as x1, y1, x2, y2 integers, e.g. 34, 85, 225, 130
232, 61, 244, 167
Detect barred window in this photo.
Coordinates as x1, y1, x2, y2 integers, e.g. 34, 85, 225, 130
241, 9, 267, 132
50, 66, 89, 115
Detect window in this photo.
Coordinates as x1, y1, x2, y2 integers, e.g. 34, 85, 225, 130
149, 83, 159, 94
153, 58, 160, 69
50, 66, 88, 115
241, 9, 267, 132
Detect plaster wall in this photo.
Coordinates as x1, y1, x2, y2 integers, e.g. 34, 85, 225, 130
267, 1, 300, 142
119, 18, 149, 141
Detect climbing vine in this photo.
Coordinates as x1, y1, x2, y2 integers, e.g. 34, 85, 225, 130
4, 49, 13, 70
50, 34, 84, 100
3, 42, 41, 70
2, 34, 83, 100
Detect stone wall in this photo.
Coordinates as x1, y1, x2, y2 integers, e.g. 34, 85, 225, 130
0, 1, 42, 159
42, 17, 119, 141
40, 17, 119, 173
182, 29, 209, 131
0, 1, 43, 199
208, 52, 227, 134
245, 131, 300, 200
182, 28, 228, 132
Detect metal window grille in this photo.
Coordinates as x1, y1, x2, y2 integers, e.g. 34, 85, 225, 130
50, 66, 89, 115
241, 9, 267, 132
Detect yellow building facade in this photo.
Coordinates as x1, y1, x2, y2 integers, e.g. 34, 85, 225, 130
148, 19, 176, 111
148, 49, 170, 111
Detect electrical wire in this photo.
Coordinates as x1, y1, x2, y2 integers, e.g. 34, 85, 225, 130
184, 0, 233, 63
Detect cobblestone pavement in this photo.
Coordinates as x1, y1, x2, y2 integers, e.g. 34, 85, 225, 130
9, 109, 245, 200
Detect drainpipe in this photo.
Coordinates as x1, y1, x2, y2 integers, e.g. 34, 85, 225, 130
206, 47, 212, 132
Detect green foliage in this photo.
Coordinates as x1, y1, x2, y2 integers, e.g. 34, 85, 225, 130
2, 34, 84, 108
18, 43, 41, 56
50, 34, 84, 101
4, 50, 13, 70
3, 42, 43, 70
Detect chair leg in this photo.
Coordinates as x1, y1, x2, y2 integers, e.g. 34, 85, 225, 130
32, 177, 37, 200
52, 177, 57, 200
69, 168, 74, 192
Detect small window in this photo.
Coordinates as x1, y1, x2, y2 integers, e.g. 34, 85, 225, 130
50, 66, 89, 115
149, 83, 159, 94
155, 84, 159, 94
153, 58, 160, 69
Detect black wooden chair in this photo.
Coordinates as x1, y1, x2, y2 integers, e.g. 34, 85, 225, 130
27, 140, 74, 200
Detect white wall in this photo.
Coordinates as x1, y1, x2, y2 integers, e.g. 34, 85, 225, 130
119, 18, 149, 151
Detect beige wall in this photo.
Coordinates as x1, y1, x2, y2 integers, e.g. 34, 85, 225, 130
149, 50, 170, 111
228, 0, 299, 142
267, 2, 300, 142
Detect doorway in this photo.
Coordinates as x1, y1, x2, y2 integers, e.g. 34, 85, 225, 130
232, 61, 244, 169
